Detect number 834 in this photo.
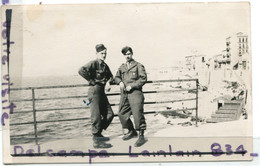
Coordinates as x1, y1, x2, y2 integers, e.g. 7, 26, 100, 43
211, 143, 247, 157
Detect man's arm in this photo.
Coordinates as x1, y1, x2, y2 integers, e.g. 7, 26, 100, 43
106, 66, 114, 85
114, 67, 126, 91
78, 62, 96, 86
114, 67, 123, 85
129, 64, 147, 89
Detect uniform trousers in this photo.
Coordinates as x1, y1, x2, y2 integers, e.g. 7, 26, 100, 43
88, 84, 114, 135
118, 89, 146, 131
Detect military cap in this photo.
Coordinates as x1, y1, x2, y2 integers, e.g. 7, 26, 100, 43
121, 46, 133, 55
96, 44, 106, 53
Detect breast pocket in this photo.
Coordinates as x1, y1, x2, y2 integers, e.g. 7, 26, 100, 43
129, 68, 138, 80
96, 70, 104, 80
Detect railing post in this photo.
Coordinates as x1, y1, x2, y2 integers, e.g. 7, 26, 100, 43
32, 88, 38, 144
195, 79, 199, 127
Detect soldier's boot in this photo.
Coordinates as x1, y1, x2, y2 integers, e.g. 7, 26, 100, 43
122, 128, 138, 141
93, 135, 112, 149
95, 130, 110, 141
134, 130, 146, 147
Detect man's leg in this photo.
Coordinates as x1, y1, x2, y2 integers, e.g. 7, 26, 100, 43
128, 90, 146, 147
128, 90, 146, 131
100, 95, 114, 132
89, 85, 112, 148
118, 95, 134, 129
89, 86, 102, 135
118, 94, 137, 140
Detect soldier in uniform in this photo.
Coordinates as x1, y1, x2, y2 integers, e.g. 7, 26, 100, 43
78, 44, 114, 148
114, 46, 147, 147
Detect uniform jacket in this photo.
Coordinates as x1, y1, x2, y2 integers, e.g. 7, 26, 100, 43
114, 59, 147, 90
78, 59, 113, 86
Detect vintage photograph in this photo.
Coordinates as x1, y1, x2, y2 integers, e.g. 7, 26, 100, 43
1, 2, 252, 163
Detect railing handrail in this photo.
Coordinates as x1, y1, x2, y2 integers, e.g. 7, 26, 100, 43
10, 78, 198, 91
11, 97, 197, 115
11, 88, 197, 102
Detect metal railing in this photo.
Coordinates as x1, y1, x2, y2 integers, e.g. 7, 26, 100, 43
10, 79, 199, 145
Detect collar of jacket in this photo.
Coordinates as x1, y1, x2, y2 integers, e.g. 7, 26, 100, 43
96, 58, 106, 66
124, 59, 137, 71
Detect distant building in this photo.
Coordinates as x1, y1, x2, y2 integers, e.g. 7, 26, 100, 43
208, 32, 250, 71
207, 54, 222, 70
185, 56, 194, 71
210, 50, 231, 70
185, 54, 206, 71
226, 32, 249, 70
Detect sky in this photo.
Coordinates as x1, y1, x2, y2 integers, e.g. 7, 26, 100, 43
8, 3, 250, 77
